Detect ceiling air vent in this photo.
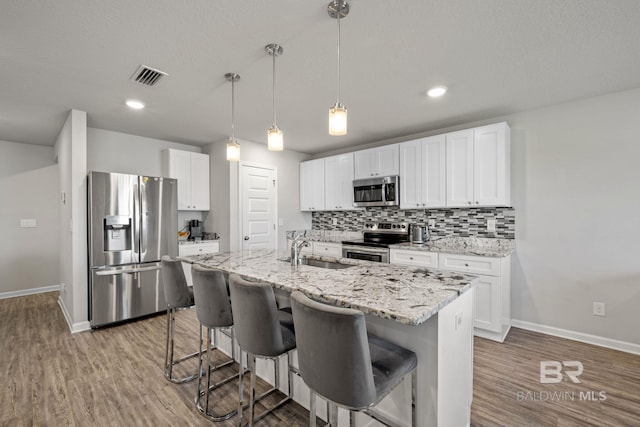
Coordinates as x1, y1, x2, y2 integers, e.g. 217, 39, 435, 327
130, 65, 168, 86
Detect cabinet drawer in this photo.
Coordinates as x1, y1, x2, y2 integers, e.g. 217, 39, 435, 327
390, 249, 438, 268
178, 242, 220, 257
438, 253, 500, 276
313, 242, 342, 257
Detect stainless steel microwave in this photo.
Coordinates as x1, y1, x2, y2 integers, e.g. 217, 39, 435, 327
353, 175, 400, 207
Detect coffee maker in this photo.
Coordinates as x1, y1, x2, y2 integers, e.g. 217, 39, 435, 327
188, 219, 203, 241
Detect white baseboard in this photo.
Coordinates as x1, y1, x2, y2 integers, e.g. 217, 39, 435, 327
511, 319, 640, 356
0, 284, 60, 300
57, 296, 91, 333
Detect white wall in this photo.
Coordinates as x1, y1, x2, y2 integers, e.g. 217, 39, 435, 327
0, 141, 59, 294
506, 88, 640, 345
53, 110, 89, 331
203, 139, 311, 252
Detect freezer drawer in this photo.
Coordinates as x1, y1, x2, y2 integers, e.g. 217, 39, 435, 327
90, 263, 166, 327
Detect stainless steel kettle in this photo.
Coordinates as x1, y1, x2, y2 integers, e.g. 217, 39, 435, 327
410, 224, 430, 244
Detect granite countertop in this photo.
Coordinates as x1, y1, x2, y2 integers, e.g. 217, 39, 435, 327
180, 249, 477, 326
390, 237, 515, 257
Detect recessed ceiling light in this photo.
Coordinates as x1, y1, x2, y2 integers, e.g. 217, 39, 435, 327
125, 99, 145, 110
427, 86, 447, 98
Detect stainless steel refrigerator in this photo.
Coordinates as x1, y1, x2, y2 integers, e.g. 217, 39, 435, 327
88, 171, 178, 327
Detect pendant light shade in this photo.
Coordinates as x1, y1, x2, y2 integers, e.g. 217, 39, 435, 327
329, 102, 347, 136
328, 0, 349, 136
266, 43, 284, 151
267, 126, 283, 151
225, 73, 241, 162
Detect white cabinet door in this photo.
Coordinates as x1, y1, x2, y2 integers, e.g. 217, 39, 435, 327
324, 153, 355, 210
473, 123, 509, 206
400, 137, 446, 209
446, 129, 474, 207
190, 152, 210, 210
165, 149, 191, 210
354, 144, 399, 179
399, 140, 422, 209
163, 149, 210, 211
473, 275, 501, 332
300, 159, 325, 211
376, 143, 400, 177
422, 135, 446, 208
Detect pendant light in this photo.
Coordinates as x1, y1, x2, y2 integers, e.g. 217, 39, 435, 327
328, 0, 349, 136
265, 44, 284, 151
225, 73, 241, 162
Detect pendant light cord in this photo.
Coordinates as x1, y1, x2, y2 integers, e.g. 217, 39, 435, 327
272, 50, 277, 126
231, 77, 235, 140
336, 2, 341, 104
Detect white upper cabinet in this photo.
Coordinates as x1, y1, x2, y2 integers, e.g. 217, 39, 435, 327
473, 123, 510, 206
354, 144, 399, 179
446, 122, 510, 207
446, 129, 475, 207
400, 135, 446, 209
162, 149, 210, 211
324, 153, 356, 210
300, 159, 325, 211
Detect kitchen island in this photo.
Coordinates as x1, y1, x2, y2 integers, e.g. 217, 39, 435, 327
181, 249, 477, 427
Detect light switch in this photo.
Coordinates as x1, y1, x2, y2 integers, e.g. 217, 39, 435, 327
487, 219, 496, 232
20, 219, 37, 228
278, 218, 284, 226
428, 219, 435, 227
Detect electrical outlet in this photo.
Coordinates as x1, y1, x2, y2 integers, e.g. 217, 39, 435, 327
454, 312, 464, 331
332, 218, 338, 225
487, 219, 496, 232
278, 218, 284, 226
428, 219, 435, 228
593, 302, 606, 317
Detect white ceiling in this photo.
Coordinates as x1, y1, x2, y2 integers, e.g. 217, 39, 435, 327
2, 1, 640, 155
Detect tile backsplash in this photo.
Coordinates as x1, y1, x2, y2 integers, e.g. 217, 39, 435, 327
312, 207, 515, 239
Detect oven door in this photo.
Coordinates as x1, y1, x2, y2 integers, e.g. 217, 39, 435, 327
342, 245, 389, 263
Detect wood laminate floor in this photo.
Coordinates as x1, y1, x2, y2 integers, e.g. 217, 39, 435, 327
1, 292, 639, 426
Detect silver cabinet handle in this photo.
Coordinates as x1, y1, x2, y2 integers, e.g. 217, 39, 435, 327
244, 236, 250, 240
475, 201, 479, 204
468, 201, 472, 205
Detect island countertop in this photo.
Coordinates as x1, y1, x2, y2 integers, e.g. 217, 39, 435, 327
180, 249, 477, 326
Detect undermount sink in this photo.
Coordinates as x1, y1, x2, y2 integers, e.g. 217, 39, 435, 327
279, 257, 354, 270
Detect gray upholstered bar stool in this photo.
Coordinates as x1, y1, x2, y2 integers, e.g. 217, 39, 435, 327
161, 256, 200, 383
191, 265, 241, 421
228, 274, 297, 426
291, 291, 417, 427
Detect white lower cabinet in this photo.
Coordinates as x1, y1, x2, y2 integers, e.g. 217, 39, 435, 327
438, 253, 511, 342
178, 242, 220, 287
390, 249, 511, 342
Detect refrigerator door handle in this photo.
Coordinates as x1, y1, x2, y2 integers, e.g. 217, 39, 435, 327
95, 265, 162, 276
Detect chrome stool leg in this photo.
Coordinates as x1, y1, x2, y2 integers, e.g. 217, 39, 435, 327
163, 307, 200, 383
195, 325, 242, 422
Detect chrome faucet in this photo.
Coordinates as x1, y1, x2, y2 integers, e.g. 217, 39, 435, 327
291, 235, 310, 266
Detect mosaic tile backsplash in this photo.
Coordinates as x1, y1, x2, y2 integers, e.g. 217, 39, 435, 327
312, 207, 515, 239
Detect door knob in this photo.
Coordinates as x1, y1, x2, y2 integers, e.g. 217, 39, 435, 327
244, 236, 250, 240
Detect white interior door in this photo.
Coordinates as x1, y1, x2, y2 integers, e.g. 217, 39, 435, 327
240, 163, 277, 251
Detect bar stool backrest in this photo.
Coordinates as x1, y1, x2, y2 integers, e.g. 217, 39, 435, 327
291, 291, 376, 409
191, 265, 233, 328
161, 256, 191, 308
229, 274, 286, 357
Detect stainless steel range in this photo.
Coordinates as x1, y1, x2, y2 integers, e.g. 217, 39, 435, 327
341, 222, 409, 263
